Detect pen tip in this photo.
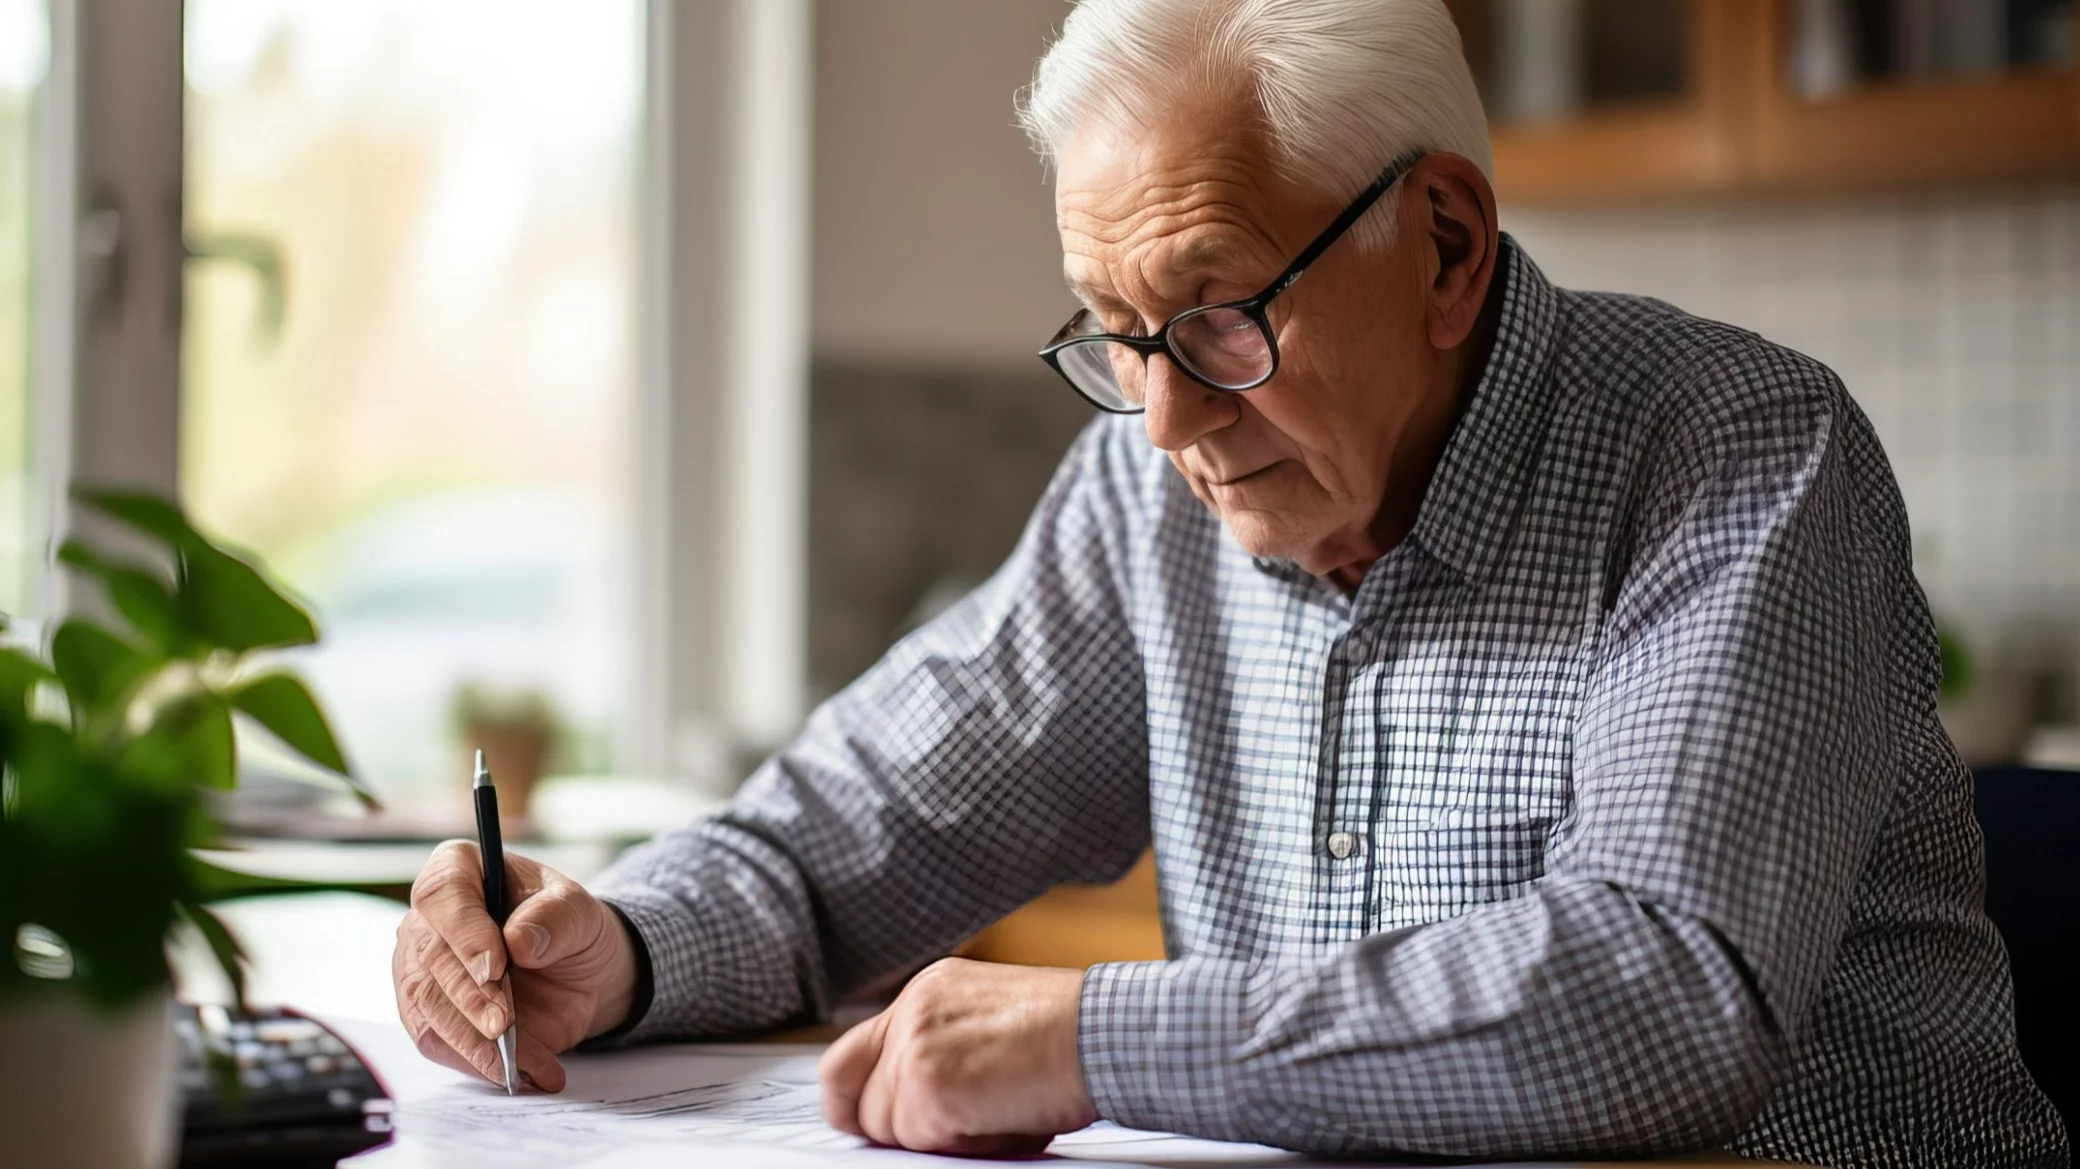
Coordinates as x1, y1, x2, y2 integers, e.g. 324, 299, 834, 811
497, 1031, 518, 1095
473, 748, 489, 788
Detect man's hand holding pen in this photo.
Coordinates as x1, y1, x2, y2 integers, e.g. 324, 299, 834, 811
390, 841, 640, 1092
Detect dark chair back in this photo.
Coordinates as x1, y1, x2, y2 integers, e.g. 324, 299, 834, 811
1972, 764, 2079, 1136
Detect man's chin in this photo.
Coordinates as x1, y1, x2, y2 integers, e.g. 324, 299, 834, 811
1214, 508, 1319, 567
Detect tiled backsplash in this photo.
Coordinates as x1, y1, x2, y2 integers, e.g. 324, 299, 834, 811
1509, 185, 2080, 712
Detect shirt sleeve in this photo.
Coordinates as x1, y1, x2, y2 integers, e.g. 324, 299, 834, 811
1079, 358, 1916, 1158
588, 418, 1154, 1041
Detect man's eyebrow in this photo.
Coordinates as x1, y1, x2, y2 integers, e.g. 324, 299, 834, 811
1064, 275, 1126, 310
1175, 235, 1244, 273
1064, 236, 1251, 307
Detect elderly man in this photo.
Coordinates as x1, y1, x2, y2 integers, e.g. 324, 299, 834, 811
391, 1, 2066, 1165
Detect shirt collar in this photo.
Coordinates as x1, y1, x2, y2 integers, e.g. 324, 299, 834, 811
1404, 232, 1564, 583
1243, 234, 1563, 593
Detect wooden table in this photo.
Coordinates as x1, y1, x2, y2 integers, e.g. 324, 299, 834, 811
175, 891, 1800, 1166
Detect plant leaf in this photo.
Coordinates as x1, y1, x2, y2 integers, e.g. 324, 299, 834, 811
184, 853, 389, 903
7, 718, 85, 823
0, 645, 55, 713
230, 672, 361, 786
73, 488, 204, 550
176, 545, 319, 652
57, 541, 181, 653
122, 692, 236, 791
175, 900, 247, 1008
49, 620, 150, 725
185, 695, 237, 791
1938, 622, 1973, 701
0, 648, 55, 766
73, 486, 319, 652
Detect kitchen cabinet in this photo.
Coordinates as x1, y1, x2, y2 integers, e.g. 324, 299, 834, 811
1744, 1, 2080, 190
1448, 0, 2080, 203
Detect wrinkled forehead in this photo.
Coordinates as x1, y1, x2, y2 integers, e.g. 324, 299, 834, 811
1053, 109, 1303, 307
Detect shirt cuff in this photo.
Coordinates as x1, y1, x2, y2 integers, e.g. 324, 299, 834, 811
574, 901, 655, 1051
1078, 958, 1253, 1140
591, 887, 711, 1045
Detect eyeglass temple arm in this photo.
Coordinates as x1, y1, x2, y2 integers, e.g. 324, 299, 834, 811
1254, 149, 1428, 301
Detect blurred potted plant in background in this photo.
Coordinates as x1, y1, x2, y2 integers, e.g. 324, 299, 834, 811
451, 680, 561, 837
1934, 615, 2039, 767
0, 490, 376, 1169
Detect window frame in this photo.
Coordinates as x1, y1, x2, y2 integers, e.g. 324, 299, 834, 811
40, 0, 812, 793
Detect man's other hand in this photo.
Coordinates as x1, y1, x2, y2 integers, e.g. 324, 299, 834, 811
391, 841, 638, 1091
818, 958, 1095, 1155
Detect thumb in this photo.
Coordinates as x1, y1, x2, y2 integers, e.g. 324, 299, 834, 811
819, 1010, 889, 1138
503, 879, 604, 970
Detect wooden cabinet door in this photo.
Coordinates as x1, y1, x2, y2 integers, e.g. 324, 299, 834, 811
1744, 0, 2080, 192
1488, 0, 1759, 203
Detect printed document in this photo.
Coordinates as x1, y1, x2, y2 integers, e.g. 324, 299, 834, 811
322, 1014, 1567, 1169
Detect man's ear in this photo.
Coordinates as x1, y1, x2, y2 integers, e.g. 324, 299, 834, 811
1410, 153, 1499, 352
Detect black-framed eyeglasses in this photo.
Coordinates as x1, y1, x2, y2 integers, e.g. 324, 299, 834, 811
1039, 149, 1427, 414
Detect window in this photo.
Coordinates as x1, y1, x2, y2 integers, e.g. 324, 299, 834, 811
0, 0, 44, 622
180, 1, 645, 806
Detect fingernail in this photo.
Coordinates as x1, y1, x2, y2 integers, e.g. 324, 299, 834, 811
483, 1003, 507, 1034
468, 951, 493, 984
516, 923, 550, 961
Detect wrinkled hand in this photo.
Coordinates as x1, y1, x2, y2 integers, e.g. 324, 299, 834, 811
391, 841, 637, 1092
818, 958, 1095, 1155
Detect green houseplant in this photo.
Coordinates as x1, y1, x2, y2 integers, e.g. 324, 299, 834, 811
0, 488, 377, 1169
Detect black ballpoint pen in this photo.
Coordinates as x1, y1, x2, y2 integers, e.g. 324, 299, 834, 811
472, 748, 520, 1096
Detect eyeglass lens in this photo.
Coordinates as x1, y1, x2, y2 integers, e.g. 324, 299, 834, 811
1055, 307, 1275, 412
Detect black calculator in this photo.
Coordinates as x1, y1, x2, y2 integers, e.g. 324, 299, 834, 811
176, 1002, 393, 1167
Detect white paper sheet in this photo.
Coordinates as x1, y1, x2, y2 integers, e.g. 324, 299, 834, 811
321, 1013, 1563, 1169
329, 1016, 939, 1168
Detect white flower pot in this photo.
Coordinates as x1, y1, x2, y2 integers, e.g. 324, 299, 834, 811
0, 989, 179, 1169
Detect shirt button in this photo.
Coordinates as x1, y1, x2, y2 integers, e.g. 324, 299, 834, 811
1326, 831, 1357, 860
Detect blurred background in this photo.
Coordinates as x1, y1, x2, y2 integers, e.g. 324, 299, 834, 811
2, 0, 2077, 960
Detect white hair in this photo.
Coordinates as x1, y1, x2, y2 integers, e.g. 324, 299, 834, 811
1016, 0, 1492, 250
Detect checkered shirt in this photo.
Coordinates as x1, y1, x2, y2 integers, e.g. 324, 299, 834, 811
593, 237, 2068, 1167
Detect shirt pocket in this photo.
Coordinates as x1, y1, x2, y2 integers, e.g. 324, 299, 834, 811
1371, 805, 1559, 929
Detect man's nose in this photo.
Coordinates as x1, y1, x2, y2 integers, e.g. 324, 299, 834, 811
1141, 353, 1237, 453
